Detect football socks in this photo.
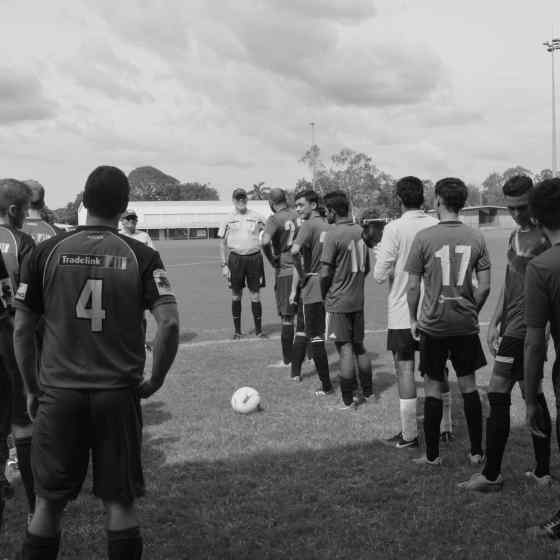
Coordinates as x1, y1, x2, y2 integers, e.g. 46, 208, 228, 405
399, 398, 418, 442
462, 390, 483, 457
310, 341, 331, 392
291, 334, 307, 378
107, 527, 143, 560
482, 392, 510, 481
232, 300, 241, 334
441, 391, 452, 434
532, 393, 552, 478
339, 377, 355, 406
251, 301, 262, 334
15, 436, 35, 513
424, 397, 443, 462
357, 353, 372, 397
21, 531, 60, 560
280, 320, 294, 365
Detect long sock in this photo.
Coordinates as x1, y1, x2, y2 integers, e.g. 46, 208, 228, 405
462, 391, 483, 456
15, 436, 35, 512
400, 398, 418, 441
424, 397, 443, 461
357, 354, 373, 397
232, 300, 241, 334
482, 392, 511, 481
291, 334, 307, 378
251, 302, 262, 334
533, 393, 552, 477
21, 531, 60, 560
311, 341, 331, 392
340, 377, 355, 406
441, 391, 452, 433
280, 321, 294, 365
107, 527, 143, 560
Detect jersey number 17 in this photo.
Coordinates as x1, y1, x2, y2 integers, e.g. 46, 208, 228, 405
435, 244, 472, 287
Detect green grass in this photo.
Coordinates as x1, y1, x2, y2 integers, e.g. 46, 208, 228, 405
4, 228, 560, 558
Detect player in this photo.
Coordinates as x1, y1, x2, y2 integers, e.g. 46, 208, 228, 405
520, 178, 560, 538
0, 179, 36, 517
321, 190, 372, 408
406, 177, 491, 465
219, 188, 266, 339
14, 166, 179, 559
459, 175, 552, 492
290, 190, 331, 392
367, 177, 453, 448
261, 189, 299, 365
120, 209, 155, 249
22, 180, 59, 244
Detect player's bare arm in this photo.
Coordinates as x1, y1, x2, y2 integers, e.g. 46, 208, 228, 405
487, 284, 504, 356
289, 265, 300, 305
138, 301, 180, 399
524, 326, 547, 438
219, 236, 230, 280
406, 272, 421, 340
319, 262, 334, 301
13, 307, 41, 419
473, 268, 491, 312
260, 232, 279, 268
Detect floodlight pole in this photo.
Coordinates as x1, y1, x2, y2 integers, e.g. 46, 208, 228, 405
544, 38, 560, 176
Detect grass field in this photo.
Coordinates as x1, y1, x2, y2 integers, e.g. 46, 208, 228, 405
3, 228, 560, 559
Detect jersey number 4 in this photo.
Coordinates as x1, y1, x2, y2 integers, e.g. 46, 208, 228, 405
435, 245, 472, 287
75, 279, 106, 332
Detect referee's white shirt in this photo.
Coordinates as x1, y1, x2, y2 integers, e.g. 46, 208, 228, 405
373, 210, 438, 330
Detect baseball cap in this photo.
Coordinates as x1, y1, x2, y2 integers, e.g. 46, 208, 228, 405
122, 209, 138, 220
232, 188, 248, 200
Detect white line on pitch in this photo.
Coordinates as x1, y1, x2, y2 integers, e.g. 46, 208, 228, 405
167, 260, 221, 268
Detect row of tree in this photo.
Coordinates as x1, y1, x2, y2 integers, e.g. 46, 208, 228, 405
51, 156, 559, 224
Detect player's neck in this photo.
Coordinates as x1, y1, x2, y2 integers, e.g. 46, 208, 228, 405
86, 214, 119, 229
28, 209, 42, 219
438, 209, 459, 222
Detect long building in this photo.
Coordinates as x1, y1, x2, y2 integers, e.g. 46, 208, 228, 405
78, 200, 273, 241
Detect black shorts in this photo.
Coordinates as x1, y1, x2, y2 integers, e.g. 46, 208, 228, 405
303, 301, 326, 340
326, 311, 365, 344
493, 336, 525, 382
275, 275, 296, 317
419, 332, 487, 381
295, 301, 306, 335
0, 320, 31, 427
228, 252, 265, 293
387, 329, 418, 358
32, 387, 145, 503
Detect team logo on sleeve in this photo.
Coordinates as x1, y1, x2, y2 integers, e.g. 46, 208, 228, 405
153, 269, 174, 296
14, 282, 27, 301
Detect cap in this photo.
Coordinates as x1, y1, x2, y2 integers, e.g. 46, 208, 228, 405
122, 209, 138, 220
232, 188, 248, 200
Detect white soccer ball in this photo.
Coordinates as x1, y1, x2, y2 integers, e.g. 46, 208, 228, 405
231, 386, 261, 414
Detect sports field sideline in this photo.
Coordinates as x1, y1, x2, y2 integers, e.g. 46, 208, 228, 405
3, 228, 560, 559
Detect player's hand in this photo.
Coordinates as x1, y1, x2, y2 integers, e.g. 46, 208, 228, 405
26, 393, 39, 421
486, 326, 500, 357
137, 378, 162, 399
221, 264, 231, 280
526, 403, 547, 438
411, 321, 420, 342
289, 290, 297, 305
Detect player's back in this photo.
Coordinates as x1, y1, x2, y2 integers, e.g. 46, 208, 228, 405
22, 218, 59, 245
267, 208, 298, 274
0, 225, 35, 294
29, 227, 165, 389
408, 220, 490, 336
299, 215, 330, 274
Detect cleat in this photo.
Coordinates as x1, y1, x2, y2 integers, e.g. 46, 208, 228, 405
145, 342, 153, 353
528, 510, 560, 540
291, 375, 302, 382
337, 402, 358, 411
395, 435, 419, 449
386, 432, 403, 443
525, 470, 553, 487
458, 472, 503, 492
315, 388, 334, 397
233, 332, 243, 340
440, 431, 454, 443
468, 452, 485, 466
352, 394, 368, 406
412, 454, 442, 466
255, 331, 268, 339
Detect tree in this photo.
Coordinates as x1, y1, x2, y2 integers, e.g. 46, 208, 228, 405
53, 192, 83, 225
534, 168, 554, 183
466, 183, 482, 206
481, 172, 504, 205
247, 182, 271, 200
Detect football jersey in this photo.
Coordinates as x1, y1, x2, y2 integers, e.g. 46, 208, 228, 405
405, 221, 491, 337
120, 229, 155, 250
22, 218, 59, 245
321, 218, 370, 313
218, 209, 265, 255
263, 208, 298, 277
0, 225, 35, 304
15, 226, 176, 390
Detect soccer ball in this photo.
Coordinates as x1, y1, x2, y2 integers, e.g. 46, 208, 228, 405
231, 387, 261, 414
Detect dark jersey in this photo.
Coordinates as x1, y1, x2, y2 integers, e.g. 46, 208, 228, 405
0, 252, 11, 317
22, 218, 60, 245
502, 227, 550, 339
525, 245, 560, 350
263, 208, 298, 277
0, 225, 35, 303
321, 219, 370, 313
14, 226, 176, 390
405, 221, 491, 337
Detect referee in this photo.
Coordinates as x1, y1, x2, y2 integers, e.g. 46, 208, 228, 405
219, 188, 266, 339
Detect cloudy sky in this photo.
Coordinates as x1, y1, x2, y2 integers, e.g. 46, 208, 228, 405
1, 0, 559, 207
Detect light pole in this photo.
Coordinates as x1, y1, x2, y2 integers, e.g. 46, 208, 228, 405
309, 122, 316, 189
543, 38, 560, 176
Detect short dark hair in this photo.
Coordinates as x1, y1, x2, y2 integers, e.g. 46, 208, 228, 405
83, 166, 129, 220
0, 179, 32, 215
24, 179, 46, 210
396, 176, 424, 208
529, 178, 560, 231
323, 190, 349, 217
435, 177, 468, 213
503, 175, 533, 197
294, 189, 320, 206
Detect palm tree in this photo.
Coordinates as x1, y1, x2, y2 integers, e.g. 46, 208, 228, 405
247, 182, 271, 200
